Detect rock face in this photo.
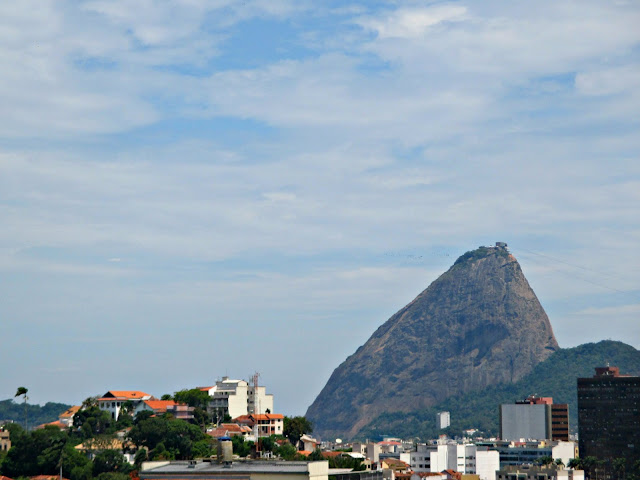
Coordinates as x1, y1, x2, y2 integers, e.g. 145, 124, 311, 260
306, 245, 559, 440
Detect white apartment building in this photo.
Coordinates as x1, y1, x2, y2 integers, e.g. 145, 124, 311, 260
437, 411, 451, 429
206, 377, 274, 419
410, 443, 499, 480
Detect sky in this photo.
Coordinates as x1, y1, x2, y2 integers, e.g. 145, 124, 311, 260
0, 0, 639, 416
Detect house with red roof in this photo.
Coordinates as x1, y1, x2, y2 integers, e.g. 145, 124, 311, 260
208, 423, 252, 438
97, 390, 152, 420
58, 406, 81, 427
233, 413, 284, 437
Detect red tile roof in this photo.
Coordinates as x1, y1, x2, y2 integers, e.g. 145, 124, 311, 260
251, 413, 284, 420
321, 451, 342, 458
99, 390, 150, 400
30, 476, 70, 480
35, 420, 66, 429
143, 400, 178, 412
59, 406, 81, 418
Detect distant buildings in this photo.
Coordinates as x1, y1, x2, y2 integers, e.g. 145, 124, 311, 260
578, 366, 640, 467
499, 395, 568, 441
437, 412, 451, 429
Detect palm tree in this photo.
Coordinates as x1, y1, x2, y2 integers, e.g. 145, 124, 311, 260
15, 386, 28, 430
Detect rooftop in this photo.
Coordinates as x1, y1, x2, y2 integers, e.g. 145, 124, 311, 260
140, 460, 327, 476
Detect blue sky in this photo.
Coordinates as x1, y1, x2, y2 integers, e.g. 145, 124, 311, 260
1, 0, 639, 416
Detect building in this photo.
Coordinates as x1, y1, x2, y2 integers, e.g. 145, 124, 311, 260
135, 400, 180, 416
139, 460, 329, 480
208, 423, 252, 438
74, 437, 137, 463
578, 366, 640, 467
97, 391, 152, 420
206, 377, 274, 419
476, 440, 576, 468
496, 465, 584, 480
0, 427, 10, 452
499, 395, 569, 441
437, 412, 451, 429
410, 444, 499, 480
58, 406, 81, 427
234, 413, 284, 437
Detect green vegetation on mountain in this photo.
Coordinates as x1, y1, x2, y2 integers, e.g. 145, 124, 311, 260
0, 399, 71, 429
357, 340, 640, 440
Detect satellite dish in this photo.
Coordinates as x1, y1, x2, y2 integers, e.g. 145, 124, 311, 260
335, 438, 342, 444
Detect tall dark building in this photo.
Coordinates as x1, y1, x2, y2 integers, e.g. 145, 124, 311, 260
578, 366, 640, 466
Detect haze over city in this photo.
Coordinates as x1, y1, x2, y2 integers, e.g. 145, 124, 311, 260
1, 0, 639, 416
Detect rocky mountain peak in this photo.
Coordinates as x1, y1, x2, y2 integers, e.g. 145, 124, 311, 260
306, 244, 559, 440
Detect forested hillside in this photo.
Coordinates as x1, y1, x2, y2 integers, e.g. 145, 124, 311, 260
357, 340, 640, 440
0, 399, 71, 428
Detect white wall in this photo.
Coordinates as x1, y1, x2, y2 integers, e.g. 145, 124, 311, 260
475, 450, 500, 480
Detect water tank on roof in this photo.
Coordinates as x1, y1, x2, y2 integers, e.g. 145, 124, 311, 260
218, 436, 233, 465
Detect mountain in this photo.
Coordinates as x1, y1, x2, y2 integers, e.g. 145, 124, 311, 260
306, 245, 559, 440
0, 400, 71, 428
358, 340, 640, 439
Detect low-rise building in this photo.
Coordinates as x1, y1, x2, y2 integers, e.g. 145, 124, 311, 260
208, 423, 252, 438
410, 444, 499, 480
234, 413, 284, 437
496, 466, 584, 480
58, 406, 81, 427
140, 460, 329, 480
0, 428, 11, 452
476, 440, 576, 467
97, 391, 152, 420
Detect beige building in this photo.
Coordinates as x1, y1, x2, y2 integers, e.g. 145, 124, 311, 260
0, 427, 11, 452
140, 460, 329, 480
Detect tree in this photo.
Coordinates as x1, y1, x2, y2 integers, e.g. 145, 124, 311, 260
231, 435, 253, 458
72, 406, 114, 439
173, 389, 210, 409
92, 449, 132, 475
308, 448, 324, 461
538, 456, 554, 466
568, 458, 583, 470
15, 387, 28, 431
127, 414, 206, 460
276, 442, 297, 460
613, 458, 627, 480
283, 416, 313, 446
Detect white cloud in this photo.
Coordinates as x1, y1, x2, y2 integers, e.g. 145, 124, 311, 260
575, 66, 640, 96
357, 5, 468, 39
